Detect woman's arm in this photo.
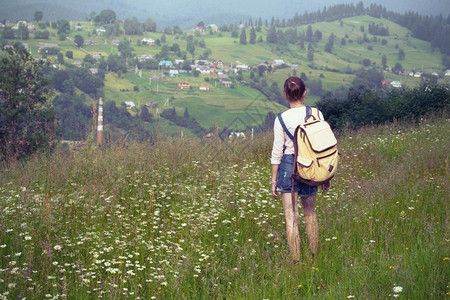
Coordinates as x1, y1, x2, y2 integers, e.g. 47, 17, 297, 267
271, 164, 279, 199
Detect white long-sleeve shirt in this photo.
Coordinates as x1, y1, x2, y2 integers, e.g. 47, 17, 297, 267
271, 106, 324, 165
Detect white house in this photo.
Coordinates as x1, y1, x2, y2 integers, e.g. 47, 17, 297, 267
391, 81, 402, 88
445, 70, 450, 77
141, 38, 155, 45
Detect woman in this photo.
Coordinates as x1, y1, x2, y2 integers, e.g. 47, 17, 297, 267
271, 76, 330, 263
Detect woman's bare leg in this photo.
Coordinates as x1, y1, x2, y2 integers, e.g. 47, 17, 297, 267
300, 195, 318, 260
281, 192, 300, 262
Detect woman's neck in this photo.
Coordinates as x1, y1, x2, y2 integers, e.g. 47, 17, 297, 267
289, 101, 305, 108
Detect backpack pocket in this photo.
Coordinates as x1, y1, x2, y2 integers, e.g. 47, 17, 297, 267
316, 150, 339, 175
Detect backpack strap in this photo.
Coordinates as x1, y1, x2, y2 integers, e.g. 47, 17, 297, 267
277, 113, 294, 141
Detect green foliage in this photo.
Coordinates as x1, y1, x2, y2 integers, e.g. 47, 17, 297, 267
140, 105, 153, 123
94, 9, 116, 25
53, 93, 92, 139
317, 82, 449, 130
34, 11, 43, 22
0, 44, 55, 160
239, 28, 247, 45
74, 35, 84, 48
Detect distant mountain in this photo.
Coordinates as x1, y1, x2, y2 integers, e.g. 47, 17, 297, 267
0, 0, 448, 28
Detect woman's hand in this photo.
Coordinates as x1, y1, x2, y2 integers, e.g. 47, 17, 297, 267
271, 181, 279, 200
321, 180, 331, 193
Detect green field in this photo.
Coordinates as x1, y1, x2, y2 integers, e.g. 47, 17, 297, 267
0, 114, 447, 299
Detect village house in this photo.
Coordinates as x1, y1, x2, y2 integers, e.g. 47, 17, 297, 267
89, 68, 98, 75
0, 23, 5, 31
236, 63, 249, 71
445, 70, 450, 76
177, 81, 191, 89
139, 54, 153, 62
27, 25, 37, 33
73, 60, 82, 67
169, 70, 179, 77
207, 24, 219, 32
159, 61, 173, 69
175, 59, 184, 66
193, 26, 204, 32
111, 39, 120, 46
145, 101, 159, 109
92, 54, 102, 61
221, 81, 232, 88
272, 59, 286, 68
141, 38, 155, 45
85, 40, 96, 46
199, 86, 210, 91
74, 25, 82, 31
96, 27, 106, 33
399, 71, 414, 77
217, 74, 228, 81
124, 101, 136, 109
391, 81, 402, 88
382, 80, 391, 86
37, 43, 59, 53
414, 72, 423, 78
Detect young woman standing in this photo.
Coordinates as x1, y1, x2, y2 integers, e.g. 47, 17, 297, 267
271, 76, 330, 263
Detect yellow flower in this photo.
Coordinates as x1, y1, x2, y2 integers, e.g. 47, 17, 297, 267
297, 284, 303, 288
444, 257, 449, 261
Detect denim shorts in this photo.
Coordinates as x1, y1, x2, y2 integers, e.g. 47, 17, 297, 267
276, 154, 318, 197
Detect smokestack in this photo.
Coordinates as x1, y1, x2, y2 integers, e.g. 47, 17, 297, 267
97, 97, 103, 147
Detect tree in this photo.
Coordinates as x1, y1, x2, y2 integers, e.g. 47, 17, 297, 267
74, 35, 84, 48
306, 25, 313, 42
65, 50, 73, 59
18, 23, 29, 40
307, 43, 314, 62
95, 9, 116, 24
266, 26, 277, 43
34, 11, 43, 22
249, 27, 256, 44
141, 106, 153, 122
143, 18, 157, 32
118, 40, 133, 58
382, 54, 387, 68
186, 40, 195, 58
57, 52, 64, 64
0, 44, 54, 160
184, 107, 190, 119
398, 49, 405, 60
240, 28, 247, 45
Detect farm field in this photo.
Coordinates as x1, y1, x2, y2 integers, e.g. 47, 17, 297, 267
0, 114, 447, 299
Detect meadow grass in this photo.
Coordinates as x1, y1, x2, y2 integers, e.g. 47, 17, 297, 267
0, 113, 448, 299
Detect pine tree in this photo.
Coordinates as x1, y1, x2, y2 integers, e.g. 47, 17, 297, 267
240, 28, 247, 45
249, 27, 256, 44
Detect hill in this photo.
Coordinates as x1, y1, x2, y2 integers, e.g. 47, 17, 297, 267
0, 113, 447, 298
2, 12, 449, 138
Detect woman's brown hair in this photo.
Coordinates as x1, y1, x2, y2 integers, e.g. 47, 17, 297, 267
284, 76, 306, 102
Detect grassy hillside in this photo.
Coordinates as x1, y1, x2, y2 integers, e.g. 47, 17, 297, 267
5, 15, 449, 134
0, 114, 447, 298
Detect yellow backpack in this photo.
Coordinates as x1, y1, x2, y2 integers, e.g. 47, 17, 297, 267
278, 106, 339, 186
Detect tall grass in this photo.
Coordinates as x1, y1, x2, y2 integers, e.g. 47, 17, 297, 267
0, 115, 448, 299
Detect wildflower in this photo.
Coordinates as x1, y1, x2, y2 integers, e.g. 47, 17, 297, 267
52, 261, 58, 266
297, 284, 302, 288
0, 244, 6, 248
347, 295, 355, 299
54, 245, 62, 251
444, 257, 449, 261
25, 236, 32, 241
393, 286, 403, 293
